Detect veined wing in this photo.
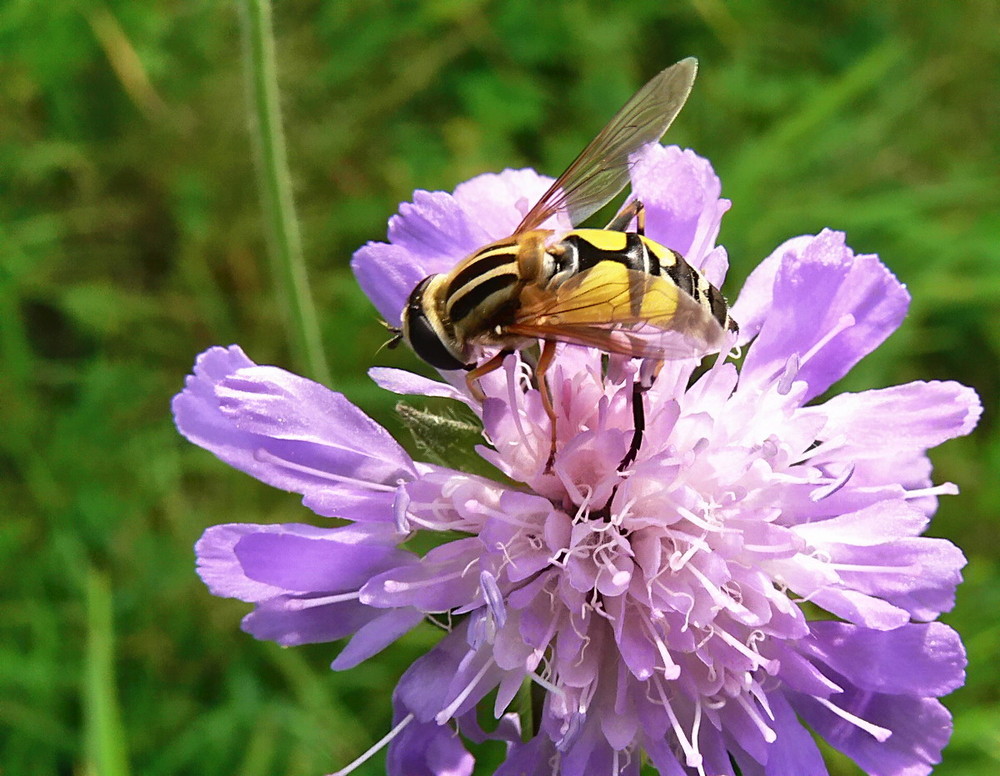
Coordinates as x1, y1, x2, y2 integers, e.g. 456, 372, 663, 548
508, 260, 728, 361
514, 58, 697, 234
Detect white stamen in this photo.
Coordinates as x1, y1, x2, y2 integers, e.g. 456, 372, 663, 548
504, 356, 533, 452
435, 659, 494, 724
529, 671, 565, 698
686, 564, 749, 619
830, 560, 921, 575
253, 448, 399, 492
676, 504, 723, 533
480, 570, 507, 628
467, 610, 489, 649
800, 313, 856, 367
814, 696, 892, 742
712, 626, 773, 671
398, 511, 466, 532
393, 482, 411, 533
383, 568, 465, 593
326, 712, 415, 776
656, 678, 704, 771
905, 483, 959, 499
640, 614, 680, 679
810, 463, 855, 501
777, 353, 800, 395
735, 692, 777, 743
285, 591, 360, 609
690, 698, 704, 770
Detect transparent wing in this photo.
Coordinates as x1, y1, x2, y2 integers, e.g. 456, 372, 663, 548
514, 58, 698, 234
508, 260, 728, 360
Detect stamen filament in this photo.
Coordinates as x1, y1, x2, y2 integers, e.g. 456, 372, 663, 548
435, 659, 494, 723
327, 712, 415, 776
285, 591, 360, 609
254, 448, 399, 491
814, 696, 892, 742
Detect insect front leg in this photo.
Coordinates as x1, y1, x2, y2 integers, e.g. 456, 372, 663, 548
465, 350, 513, 402
604, 200, 646, 235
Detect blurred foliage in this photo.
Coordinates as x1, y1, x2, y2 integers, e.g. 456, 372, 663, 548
1, 1, 997, 774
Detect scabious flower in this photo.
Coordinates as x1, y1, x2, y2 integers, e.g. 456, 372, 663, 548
174, 144, 980, 776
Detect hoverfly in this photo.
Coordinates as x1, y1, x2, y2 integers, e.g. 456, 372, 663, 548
395, 58, 737, 469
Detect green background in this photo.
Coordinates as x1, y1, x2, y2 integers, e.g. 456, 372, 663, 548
2, 1, 997, 774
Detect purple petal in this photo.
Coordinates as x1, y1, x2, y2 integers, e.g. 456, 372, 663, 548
387, 709, 474, 776
793, 691, 952, 776
173, 346, 414, 519
736, 230, 910, 400
729, 234, 801, 344
232, 523, 414, 593
452, 168, 560, 236
395, 625, 474, 722
629, 144, 730, 279
300, 487, 399, 522
331, 608, 425, 670
351, 242, 428, 324
494, 736, 557, 776
822, 538, 965, 620
388, 189, 493, 265
197, 522, 411, 602
196, 523, 291, 602
769, 641, 844, 697
808, 587, 911, 631
803, 622, 965, 697
368, 367, 468, 402
642, 735, 689, 776
793, 500, 929, 547
242, 595, 379, 646
814, 380, 982, 452
763, 691, 829, 776
361, 538, 482, 611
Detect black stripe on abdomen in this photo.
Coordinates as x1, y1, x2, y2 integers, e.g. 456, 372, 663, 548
663, 254, 696, 300
564, 233, 651, 274
447, 272, 519, 323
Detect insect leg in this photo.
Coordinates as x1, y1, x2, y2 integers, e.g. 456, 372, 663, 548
465, 349, 513, 401
618, 358, 663, 470
604, 199, 646, 234
535, 340, 559, 472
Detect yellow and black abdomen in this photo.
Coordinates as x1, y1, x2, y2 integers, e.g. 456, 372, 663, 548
556, 229, 737, 334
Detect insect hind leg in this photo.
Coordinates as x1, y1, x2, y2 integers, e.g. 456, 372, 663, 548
604, 200, 646, 235
618, 358, 663, 471
536, 340, 559, 473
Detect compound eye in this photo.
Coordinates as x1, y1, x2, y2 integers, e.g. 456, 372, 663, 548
406, 310, 465, 370
402, 281, 466, 371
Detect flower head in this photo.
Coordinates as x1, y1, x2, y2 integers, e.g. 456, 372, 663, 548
174, 144, 980, 776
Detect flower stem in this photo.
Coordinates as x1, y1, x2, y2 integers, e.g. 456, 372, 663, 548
238, 0, 331, 385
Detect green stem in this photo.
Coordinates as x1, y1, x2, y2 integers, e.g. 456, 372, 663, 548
238, 0, 331, 385
84, 569, 131, 776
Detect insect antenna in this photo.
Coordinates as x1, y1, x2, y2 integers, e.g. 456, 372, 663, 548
376, 320, 404, 355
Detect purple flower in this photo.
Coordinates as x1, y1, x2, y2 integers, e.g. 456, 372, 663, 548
174, 144, 980, 776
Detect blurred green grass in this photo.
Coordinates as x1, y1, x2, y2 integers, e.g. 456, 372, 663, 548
1, 1, 997, 774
